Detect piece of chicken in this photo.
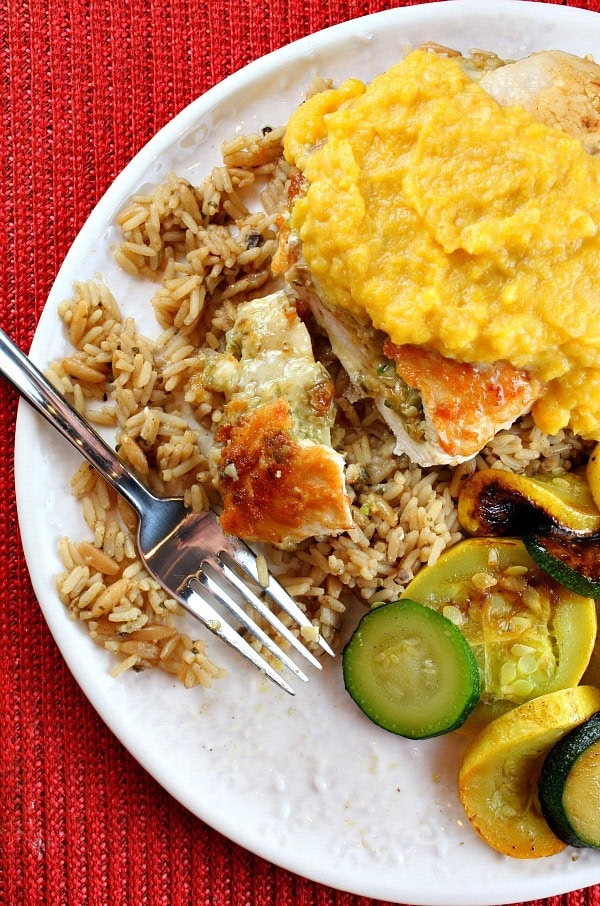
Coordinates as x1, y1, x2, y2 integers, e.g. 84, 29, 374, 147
290, 265, 538, 467
480, 50, 600, 155
198, 289, 352, 545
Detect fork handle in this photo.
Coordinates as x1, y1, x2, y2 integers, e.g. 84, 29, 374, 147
0, 326, 154, 516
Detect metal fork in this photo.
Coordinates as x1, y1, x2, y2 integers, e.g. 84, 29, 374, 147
0, 327, 334, 695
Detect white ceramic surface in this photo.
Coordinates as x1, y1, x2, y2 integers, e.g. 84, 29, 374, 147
14, 3, 600, 903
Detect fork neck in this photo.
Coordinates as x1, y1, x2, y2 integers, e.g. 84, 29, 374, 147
0, 326, 155, 516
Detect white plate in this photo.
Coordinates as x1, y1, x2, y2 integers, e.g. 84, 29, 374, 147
14, 2, 600, 903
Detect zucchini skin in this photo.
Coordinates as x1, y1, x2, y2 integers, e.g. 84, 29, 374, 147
539, 710, 600, 849
523, 532, 600, 600
342, 599, 480, 739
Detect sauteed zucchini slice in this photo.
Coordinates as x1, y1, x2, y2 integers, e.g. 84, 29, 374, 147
459, 686, 600, 859
539, 711, 600, 849
342, 599, 480, 739
401, 539, 596, 717
458, 469, 600, 538
523, 532, 600, 599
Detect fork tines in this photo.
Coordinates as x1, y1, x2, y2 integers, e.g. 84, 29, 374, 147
178, 548, 333, 695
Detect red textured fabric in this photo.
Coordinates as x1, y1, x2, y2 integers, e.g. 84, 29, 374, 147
3, 1, 600, 904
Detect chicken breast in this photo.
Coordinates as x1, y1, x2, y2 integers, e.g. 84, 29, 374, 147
286, 252, 538, 467
382, 342, 539, 462
199, 289, 352, 545
480, 50, 600, 155
278, 48, 600, 467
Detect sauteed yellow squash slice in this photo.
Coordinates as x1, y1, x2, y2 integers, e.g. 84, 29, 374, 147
459, 686, 600, 858
401, 538, 596, 723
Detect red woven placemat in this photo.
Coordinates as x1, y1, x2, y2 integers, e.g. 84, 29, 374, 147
3, 1, 600, 904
